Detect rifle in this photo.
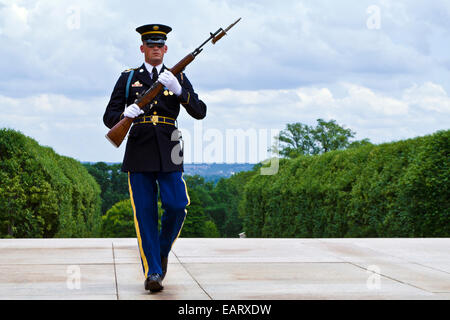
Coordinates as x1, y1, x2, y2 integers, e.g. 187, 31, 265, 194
106, 18, 241, 148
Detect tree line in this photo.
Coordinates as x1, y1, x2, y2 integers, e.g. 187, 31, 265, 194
1, 119, 448, 238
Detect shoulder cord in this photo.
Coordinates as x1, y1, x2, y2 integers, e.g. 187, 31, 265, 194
125, 69, 135, 104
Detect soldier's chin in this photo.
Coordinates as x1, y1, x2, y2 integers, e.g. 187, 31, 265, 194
149, 57, 162, 65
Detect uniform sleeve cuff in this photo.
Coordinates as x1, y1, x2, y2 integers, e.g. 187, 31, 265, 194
178, 88, 190, 105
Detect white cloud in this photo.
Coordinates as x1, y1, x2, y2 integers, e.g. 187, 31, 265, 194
341, 84, 409, 116
2, 0, 450, 97
0, 2, 30, 37
0, 0, 450, 162
403, 82, 450, 113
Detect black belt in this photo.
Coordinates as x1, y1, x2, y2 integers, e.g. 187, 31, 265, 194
133, 115, 177, 126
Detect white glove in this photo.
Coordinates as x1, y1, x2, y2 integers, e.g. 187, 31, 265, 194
123, 103, 144, 118
158, 70, 182, 96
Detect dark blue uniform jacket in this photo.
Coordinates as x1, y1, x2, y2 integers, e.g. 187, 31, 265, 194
103, 63, 207, 172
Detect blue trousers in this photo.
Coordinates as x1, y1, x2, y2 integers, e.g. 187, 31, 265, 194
128, 171, 190, 278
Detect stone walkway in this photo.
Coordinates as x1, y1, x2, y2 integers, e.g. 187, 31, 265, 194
0, 238, 448, 299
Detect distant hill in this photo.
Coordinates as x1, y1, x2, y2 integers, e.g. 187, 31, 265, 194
183, 163, 256, 182
82, 162, 256, 182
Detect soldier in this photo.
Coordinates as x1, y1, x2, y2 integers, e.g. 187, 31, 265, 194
103, 24, 207, 292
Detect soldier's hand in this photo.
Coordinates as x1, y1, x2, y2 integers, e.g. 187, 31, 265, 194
158, 70, 182, 96
123, 103, 144, 118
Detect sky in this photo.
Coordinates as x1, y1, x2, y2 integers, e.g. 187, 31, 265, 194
0, 0, 449, 163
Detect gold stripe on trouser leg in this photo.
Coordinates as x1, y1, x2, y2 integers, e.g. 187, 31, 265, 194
128, 172, 149, 278
171, 209, 187, 250
181, 173, 191, 206
170, 173, 190, 250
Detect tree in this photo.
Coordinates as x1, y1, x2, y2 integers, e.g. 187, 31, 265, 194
83, 162, 129, 215
180, 190, 219, 237
314, 119, 355, 153
207, 168, 259, 237
101, 199, 135, 237
348, 138, 372, 149
274, 122, 317, 158
182, 175, 220, 237
102, 198, 166, 237
273, 119, 369, 158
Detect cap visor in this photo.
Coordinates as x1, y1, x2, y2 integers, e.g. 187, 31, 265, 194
144, 39, 165, 44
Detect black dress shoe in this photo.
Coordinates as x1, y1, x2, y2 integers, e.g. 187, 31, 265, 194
144, 273, 164, 292
161, 256, 168, 280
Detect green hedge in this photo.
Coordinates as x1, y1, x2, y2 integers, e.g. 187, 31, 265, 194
242, 130, 449, 237
101, 199, 135, 238
0, 129, 102, 238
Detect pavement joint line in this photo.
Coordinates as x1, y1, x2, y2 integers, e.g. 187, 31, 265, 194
0, 263, 117, 266
347, 260, 434, 294
173, 251, 213, 300
174, 255, 349, 260
314, 239, 436, 294
112, 242, 119, 300
171, 261, 349, 264
329, 239, 442, 269
409, 262, 450, 276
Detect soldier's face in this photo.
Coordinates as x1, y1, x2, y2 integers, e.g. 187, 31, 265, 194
141, 42, 168, 66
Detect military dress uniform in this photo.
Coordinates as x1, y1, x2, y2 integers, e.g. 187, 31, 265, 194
103, 24, 206, 292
